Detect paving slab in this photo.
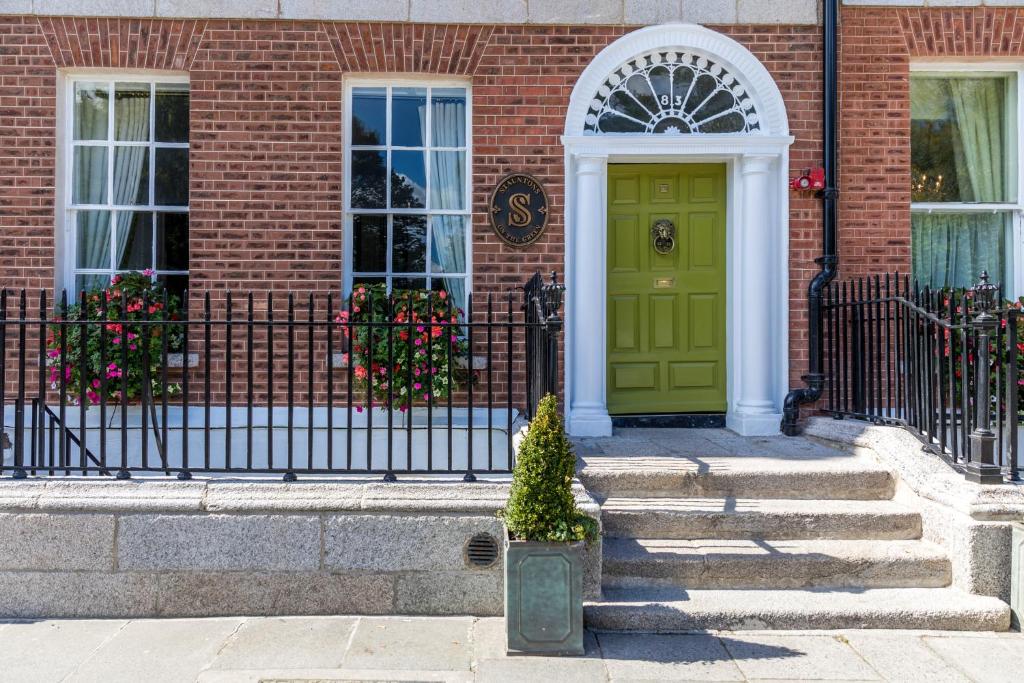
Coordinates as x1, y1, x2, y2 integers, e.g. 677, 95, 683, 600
720, 634, 882, 680
342, 616, 474, 671
922, 634, 1024, 683
596, 632, 744, 681
208, 616, 357, 670
0, 619, 128, 683
69, 617, 243, 683
841, 632, 970, 683
473, 617, 606, 681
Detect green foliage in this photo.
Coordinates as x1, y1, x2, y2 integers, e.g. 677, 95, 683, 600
500, 394, 598, 543
336, 283, 468, 412
47, 271, 184, 405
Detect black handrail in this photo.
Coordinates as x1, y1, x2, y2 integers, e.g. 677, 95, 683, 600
823, 272, 1018, 483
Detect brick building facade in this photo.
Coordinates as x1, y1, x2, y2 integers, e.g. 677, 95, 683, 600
0, 1, 1015, 436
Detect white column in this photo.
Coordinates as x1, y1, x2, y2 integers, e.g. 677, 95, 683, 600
729, 154, 782, 435
567, 154, 612, 437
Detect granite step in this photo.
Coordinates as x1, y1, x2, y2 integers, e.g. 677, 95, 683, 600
585, 586, 1011, 631
602, 538, 951, 590
579, 453, 894, 501
600, 497, 921, 540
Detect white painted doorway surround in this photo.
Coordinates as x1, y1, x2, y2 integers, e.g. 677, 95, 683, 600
562, 24, 795, 437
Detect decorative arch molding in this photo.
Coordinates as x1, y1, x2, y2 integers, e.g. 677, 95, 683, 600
560, 24, 795, 437
565, 23, 789, 138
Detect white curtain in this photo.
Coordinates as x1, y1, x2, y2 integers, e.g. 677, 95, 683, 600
75, 87, 150, 286
112, 92, 150, 269
948, 79, 1005, 203
426, 93, 467, 308
74, 88, 110, 286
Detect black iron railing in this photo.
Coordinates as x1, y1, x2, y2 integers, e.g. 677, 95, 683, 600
0, 272, 564, 481
823, 271, 1019, 483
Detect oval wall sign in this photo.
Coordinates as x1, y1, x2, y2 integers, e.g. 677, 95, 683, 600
489, 173, 549, 248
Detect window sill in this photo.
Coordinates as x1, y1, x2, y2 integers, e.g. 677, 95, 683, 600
330, 353, 486, 370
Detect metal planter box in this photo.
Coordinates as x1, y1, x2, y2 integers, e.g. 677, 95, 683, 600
504, 531, 585, 656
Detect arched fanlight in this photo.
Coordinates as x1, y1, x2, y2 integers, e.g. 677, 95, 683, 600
584, 50, 761, 135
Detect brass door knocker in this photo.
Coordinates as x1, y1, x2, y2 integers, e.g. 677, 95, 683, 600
651, 219, 676, 255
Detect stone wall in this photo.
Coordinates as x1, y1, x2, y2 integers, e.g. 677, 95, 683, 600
0, 478, 602, 618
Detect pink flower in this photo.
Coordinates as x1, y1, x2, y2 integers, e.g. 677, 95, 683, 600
92, 379, 100, 388
414, 368, 421, 376
86, 390, 100, 404
141, 268, 155, 277
128, 344, 137, 351
423, 393, 430, 401
414, 382, 422, 390
414, 338, 423, 346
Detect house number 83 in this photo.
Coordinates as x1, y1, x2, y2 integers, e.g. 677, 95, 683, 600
660, 94, 683, 107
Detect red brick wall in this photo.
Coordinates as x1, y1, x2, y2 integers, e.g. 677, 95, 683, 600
0, 16, 822, 399
839, 5, 1024, 285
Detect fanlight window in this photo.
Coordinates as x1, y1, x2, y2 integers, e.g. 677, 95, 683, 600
585, 50, 760, 135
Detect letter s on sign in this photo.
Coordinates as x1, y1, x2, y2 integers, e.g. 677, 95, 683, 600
507, 192, 533, 228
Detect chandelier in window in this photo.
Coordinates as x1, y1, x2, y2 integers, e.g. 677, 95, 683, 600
584, 50, 761, 135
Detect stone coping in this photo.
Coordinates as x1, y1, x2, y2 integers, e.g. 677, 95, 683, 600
804, 416, 1024, 522
4, 1, 820, 25
0, 476, 600, 516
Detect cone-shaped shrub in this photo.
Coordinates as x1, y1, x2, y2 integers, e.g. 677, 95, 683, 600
500, 394, 598, 543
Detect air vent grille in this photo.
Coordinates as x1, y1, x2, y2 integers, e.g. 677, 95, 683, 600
465, 533, 500, 568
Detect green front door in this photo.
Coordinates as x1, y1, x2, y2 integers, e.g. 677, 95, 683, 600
606, 163, 727, 414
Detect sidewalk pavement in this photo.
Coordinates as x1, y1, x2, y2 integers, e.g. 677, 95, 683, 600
2, 615, 1021, 683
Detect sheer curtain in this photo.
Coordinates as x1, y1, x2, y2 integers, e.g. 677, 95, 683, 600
425, 93, 467, 309
112, 92, 150, 269
913, 78, 1007, 288
75, 89, 110, 284
75, 87, 150, 287
912, 213, 1005, 289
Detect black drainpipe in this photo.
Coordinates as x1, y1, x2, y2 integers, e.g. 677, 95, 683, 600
781, 0, 840, 436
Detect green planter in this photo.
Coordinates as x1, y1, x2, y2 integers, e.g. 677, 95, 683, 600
504, 530, 585, 656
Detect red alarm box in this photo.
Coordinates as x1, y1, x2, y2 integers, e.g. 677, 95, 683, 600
790, 167, 826, 191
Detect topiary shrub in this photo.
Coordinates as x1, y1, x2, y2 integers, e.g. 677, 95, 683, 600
500, 394, 598, 543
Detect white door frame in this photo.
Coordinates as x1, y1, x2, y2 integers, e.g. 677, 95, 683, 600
561, 24, 795, 437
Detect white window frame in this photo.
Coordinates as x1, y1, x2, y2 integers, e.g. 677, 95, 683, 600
59, 70, 190, 295
341, 76, 473, 303
910, 62, 1024, 297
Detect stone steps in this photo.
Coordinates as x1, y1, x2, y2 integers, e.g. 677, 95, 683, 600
579, 454, 895, 501
586, 586, 1011, 631
600, 497, 922, 540
602, 538, 951, 590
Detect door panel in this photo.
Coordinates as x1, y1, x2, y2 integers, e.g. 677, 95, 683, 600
606, 163, 727, 414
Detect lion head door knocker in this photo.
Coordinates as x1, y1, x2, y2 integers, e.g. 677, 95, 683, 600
651, 219, 676, 255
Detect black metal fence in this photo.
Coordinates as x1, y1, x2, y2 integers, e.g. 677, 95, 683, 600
823, 271, 1019, 483
0, 272, 565, 481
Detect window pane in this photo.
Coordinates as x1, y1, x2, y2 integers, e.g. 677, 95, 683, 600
911, 212, 1010, 289
73, 147, 108, 205
116, 212, 153, 271
154, 148, 188, 206
155, 82, 189, 143
431, 276, 465, 312
392, 215, 427, 273
75, 210, 112, 270
76, 274, 111, 293
113, 147, 149, 205
430, 216, 466, 274
393, 277, 426, 291
353, 276, 386, 289
429, 151, 465, 210
74, 82, 109, 141
911, 76, 1011, 203
351, 87, 386, 146
351, 150, 387, 208
391, 150, 426, 209
157, 274, 189, 300
114, 83, 151, 141
431, 88, 466, 147
156, 213, 189, 271
353, 215, 387, 272
392, 87, 426, 147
